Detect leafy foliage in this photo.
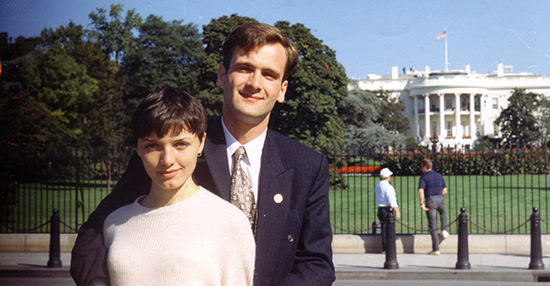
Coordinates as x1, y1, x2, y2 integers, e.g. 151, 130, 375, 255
495, 88, 542, 145
339, 88, 409, 151
272, 21, 347, 152
196, 14, 256, 116
122, 15, 204, 103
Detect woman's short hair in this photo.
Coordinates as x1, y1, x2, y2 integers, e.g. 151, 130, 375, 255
132, 87, 207, 143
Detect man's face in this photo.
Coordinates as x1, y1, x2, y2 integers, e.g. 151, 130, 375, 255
217, 43, 288, 127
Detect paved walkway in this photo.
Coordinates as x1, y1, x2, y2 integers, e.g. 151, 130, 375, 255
1, 252, 550, 283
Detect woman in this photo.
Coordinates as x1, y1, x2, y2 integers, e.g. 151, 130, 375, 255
103, 87, 255, 285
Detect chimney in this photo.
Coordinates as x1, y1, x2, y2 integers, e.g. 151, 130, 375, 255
465, 64, 471, 74
392, 65, 398, 79
497, 62, 504, 77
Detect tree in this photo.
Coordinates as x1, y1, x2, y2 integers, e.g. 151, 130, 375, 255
339, 89, 409, 152
122, 15, 204, 104
21, 43, 98, 152
273, 21, 347, 152
197, 14, 256, 116
88, 4, 142, 64
374, 90, 410, 135
495, 88, 541, 145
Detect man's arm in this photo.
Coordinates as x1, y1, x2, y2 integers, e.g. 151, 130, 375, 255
71, 153, 150, 286
442, 187, 448, 195
393, 207, 401, 219
282, 155, 335, 286
418, 188, 429, 211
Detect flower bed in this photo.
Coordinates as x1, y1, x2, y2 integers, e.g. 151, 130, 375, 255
338, 165, 381, 174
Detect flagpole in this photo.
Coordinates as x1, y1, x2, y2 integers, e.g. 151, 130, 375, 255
444, 27, 449, 71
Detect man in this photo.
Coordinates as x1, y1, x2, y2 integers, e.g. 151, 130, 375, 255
71, 22, 335, 286
418, 158, 449, 256
374, 167, 400, 253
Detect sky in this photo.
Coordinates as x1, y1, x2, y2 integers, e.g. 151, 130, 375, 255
1, 0, 550, 78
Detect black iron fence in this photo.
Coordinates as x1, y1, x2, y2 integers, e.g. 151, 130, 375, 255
0, 144, 132, 234
328, 143, 550, 235
2, 142, 550, 235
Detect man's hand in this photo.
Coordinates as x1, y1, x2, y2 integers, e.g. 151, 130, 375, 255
421, 204, 429, 211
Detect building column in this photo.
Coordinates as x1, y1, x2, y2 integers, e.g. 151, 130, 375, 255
479, 94, 487, 138
424, 94, 430, 141
455, 93, 462, 138
439, 93, 445, 140
414, 96, 419, 139
469, 93, 476, 139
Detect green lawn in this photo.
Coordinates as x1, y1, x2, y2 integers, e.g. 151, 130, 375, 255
1, 180, 113, 233
330, 174, 550, 235
2, 174, 550, 235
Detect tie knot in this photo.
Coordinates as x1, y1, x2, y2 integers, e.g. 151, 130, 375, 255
232, 146, 246, 162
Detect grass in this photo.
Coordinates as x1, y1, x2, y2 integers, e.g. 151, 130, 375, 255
330, 174, 550, 235
2, 174, 550, 235
1, 180, 113, 233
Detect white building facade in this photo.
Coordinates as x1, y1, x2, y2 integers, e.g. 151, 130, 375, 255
355, 63, 550, 148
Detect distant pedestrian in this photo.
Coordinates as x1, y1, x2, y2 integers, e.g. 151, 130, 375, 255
374, 167, 400, 253
418, 158, 448, 256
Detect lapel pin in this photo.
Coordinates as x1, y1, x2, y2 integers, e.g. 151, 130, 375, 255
274, 193, 283, 204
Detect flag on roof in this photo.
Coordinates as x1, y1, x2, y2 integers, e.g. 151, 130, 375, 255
437, 31, 447, 40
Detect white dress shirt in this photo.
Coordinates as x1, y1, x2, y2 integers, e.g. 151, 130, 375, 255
222, 119, 266, 204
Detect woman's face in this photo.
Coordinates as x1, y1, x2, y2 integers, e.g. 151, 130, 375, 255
136, 128, 205, 194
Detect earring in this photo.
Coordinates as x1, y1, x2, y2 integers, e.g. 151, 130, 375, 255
197, 152, 202, 157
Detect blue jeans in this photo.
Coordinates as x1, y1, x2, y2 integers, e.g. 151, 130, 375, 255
425, 195, 447, 251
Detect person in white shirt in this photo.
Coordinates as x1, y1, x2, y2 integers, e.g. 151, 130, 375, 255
103, 87, 255, 286
374, 168, 400, 253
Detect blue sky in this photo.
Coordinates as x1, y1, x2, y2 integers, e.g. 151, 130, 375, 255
1, 0, 549, 78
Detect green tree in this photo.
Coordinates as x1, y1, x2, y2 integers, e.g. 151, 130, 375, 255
21, 44, 98, 152
123, 15, 204, 103
273, 21, 347, 152
495, 88, 541, 145
538, 97, 550, 144
339, 88, 409, 151
197, 14, 256, 116
374, 89, 410, 135
88, 4, 142, 64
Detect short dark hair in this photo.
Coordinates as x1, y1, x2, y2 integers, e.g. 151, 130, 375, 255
222, 22, 298, 81
132, 87, 207, 143
421, 158, 433, 170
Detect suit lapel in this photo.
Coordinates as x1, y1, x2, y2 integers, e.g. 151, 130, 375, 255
198, 117, 232, 201
255, 130, 293, 253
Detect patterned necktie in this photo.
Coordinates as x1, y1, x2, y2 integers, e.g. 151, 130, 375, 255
230, 146, 257, 234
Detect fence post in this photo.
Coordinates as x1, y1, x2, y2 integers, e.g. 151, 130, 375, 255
529, 207, 544, 270
455, 207, 471, 269
47, 209, 62, 268
384, 208, 399, 269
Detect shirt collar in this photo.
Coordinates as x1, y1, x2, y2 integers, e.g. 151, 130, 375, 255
221, 117, 267, 163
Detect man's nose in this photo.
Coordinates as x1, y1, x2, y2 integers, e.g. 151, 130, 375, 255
246, 71, 262, 92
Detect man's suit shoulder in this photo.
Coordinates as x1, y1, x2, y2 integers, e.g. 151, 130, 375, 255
267, 129, 326, 165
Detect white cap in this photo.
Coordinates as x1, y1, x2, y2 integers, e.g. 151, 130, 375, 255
380, 168, 393, 178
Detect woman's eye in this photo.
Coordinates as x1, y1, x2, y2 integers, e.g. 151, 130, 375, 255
145, 144, 157, 149
176, 142, 188, 148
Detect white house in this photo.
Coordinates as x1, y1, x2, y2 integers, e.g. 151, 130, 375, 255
353, 63, 550, 148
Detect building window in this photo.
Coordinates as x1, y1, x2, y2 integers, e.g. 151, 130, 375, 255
493, 123, 499, 136
492, 98, 498, 110
447, 121, 452, 137
446, 98, 452, 111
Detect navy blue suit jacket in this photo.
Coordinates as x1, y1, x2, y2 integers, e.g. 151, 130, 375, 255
71, 118, 335, 286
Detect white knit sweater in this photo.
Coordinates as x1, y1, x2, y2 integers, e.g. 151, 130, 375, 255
104, 187, 255, 286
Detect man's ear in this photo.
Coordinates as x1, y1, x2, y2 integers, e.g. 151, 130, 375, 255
277, 80, 288, 103
216, 65, 226, 87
